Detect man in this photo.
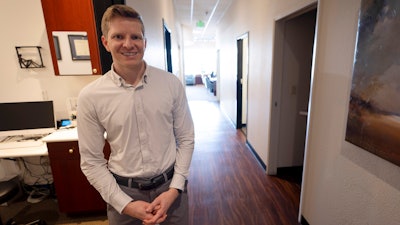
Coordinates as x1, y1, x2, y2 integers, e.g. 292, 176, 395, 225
77, 4, 194, 225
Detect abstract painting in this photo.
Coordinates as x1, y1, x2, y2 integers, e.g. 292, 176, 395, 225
345, 0, 400, 166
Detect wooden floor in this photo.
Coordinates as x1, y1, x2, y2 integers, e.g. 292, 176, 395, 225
187, 98, 301, 225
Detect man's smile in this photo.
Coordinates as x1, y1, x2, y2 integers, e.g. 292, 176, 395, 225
122, 52, 137, 56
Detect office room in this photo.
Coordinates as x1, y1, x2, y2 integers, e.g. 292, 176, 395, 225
0, 0, 183, 224
1, 0, 400, 225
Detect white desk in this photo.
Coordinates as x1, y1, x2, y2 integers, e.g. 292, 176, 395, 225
42, 127, 78, 143
0, 128, 78, 158
0, 144, 47, 158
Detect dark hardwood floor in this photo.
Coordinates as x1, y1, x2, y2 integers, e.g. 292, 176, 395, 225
187, 99, 301, 225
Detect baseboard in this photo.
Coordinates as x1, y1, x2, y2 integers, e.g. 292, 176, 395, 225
301, 215, 310, 225
246, 141, 267, 170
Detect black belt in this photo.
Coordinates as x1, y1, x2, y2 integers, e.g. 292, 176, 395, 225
113, 165, 174, 190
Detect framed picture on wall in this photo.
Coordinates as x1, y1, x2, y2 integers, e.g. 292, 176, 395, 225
53, 35, 62, 60
68, 35, 90, 60
345, 0, 400, 166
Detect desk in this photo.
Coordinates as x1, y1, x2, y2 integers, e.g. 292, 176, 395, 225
0, 144, 47, 158
1, 128, 107, 214
0, 128, 78, 158
42, 127, 78, 143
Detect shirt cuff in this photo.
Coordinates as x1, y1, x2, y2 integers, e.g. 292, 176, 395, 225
169, 173, 186, 191
109, 188, 133, 214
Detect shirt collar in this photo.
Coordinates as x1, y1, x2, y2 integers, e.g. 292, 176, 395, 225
110, 62, 148, 88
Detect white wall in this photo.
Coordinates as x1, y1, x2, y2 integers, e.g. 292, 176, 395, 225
0, 0, 99, 120
301, 1, 400, 224
217, 0, 400, 224
126, 0, 183, 81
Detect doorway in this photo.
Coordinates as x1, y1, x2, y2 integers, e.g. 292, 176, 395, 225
269, 6, 317, 176
163, 19, 172, 73
236, 33, 249, 134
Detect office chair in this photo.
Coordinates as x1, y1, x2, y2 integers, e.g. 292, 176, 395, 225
0, 177, 46, 225
0, 176, 20, 225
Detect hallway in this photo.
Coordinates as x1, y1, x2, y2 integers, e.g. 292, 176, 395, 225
186, 87, 301, 225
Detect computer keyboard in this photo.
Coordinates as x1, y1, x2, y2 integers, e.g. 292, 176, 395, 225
0, 135, 46, 150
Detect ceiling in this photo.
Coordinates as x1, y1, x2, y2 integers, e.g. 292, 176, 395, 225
172, 0, 233, 43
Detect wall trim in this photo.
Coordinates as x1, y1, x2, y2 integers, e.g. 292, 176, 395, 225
246, 140, 267, 171
301, 215, 310, 225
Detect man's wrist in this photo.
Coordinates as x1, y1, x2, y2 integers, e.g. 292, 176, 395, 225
172, 188, 182, 194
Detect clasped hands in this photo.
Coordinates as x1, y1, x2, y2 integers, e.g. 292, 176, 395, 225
122, 188, 180, 225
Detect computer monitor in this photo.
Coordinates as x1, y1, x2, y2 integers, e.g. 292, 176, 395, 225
0, 101, 56, 137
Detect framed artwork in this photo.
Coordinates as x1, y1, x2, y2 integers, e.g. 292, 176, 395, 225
68, 34, 90, 60
53, 35, 62, 60
345, 0, 400, 166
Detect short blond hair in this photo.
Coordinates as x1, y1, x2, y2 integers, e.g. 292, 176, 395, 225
101, 4, 145, 38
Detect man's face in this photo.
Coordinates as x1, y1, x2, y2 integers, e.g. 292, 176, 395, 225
101, 17, 146, 70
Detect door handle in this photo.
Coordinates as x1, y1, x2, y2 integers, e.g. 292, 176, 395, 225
299, 111, 308, 116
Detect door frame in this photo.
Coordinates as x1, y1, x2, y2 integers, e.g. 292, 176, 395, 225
268, 4, 317, 175
163, 19, 172, 73
236, 32, 249, 131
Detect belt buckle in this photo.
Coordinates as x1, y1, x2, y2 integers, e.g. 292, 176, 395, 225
138, 182, 154, 190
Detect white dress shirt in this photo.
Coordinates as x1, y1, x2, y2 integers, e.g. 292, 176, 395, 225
77, 63, 195, 213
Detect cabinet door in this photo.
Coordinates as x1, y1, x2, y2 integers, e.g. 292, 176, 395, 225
41, 0, 101, 75
47, 141, 108, 213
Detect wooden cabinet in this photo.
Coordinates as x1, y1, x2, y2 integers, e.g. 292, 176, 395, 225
40, 0, 124, 75
47, 141, 110, 213
41, 0, 101, 75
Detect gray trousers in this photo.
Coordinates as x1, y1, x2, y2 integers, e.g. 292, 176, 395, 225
107, 180, 188, 225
